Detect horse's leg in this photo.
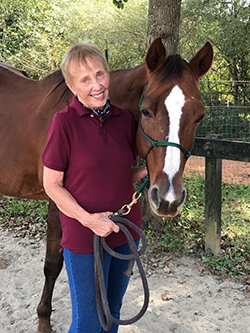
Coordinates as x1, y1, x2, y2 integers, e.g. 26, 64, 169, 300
36, 200, 63, 333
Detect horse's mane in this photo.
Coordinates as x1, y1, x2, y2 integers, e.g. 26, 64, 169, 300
155, 54, 187, 82
0, 62, 30, 77
110, 64, 144, 77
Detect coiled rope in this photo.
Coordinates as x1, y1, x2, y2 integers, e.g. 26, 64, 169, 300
93, 215, 149, 332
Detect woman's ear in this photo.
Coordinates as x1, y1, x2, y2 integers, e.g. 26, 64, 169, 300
66, 81, 76, 95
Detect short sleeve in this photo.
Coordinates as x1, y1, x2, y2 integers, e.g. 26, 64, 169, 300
42, 113, 70, 171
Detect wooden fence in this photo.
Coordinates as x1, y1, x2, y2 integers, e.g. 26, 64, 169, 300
192, 138, 250, 255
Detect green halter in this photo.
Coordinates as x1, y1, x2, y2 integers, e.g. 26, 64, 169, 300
133, 81, 192, 198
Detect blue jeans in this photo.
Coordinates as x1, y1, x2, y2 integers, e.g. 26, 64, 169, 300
63, 240, 139, 333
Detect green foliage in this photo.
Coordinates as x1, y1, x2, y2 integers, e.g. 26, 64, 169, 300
180, 0, 250, 84
0, 0, 148, 78
145, 172, 250, 281
199, 247, 250, 280
62, 0, 148, 71
0, 196, 48, 222
0, 196, 48, 237
181, 1, 250, 142
201, 179, 250, 280
0, 0, 69, 78
113, 0, 128, 9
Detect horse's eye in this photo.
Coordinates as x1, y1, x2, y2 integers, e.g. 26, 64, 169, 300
195, 115, 204, 124
141, 108, 152, 118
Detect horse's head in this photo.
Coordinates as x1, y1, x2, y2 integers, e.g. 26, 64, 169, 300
137, 37, 213, 217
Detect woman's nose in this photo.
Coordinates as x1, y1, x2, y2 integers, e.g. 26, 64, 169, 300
92, 79, 102, 89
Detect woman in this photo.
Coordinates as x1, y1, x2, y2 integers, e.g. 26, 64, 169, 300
42, 43, 147, 333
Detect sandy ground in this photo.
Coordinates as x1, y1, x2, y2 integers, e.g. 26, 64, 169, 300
1, 228, 250, 333
185, 156, 250, 186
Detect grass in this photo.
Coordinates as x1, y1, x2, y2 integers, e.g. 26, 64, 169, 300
0, 196, 48, 238
0, 172, 249, 281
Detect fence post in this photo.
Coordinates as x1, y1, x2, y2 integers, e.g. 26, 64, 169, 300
205, 157, 222, 255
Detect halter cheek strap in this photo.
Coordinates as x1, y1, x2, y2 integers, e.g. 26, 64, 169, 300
138, 81, 192, 160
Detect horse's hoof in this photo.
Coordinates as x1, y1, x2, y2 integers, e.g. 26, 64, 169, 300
36, 329, 54, 333
36, 323, 54, 333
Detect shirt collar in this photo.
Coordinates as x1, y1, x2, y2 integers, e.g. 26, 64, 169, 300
70, 96, 120, 118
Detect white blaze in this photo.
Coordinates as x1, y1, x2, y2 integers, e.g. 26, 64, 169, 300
163, 85, 185, 202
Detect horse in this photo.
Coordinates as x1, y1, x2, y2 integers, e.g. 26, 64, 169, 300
0, 37, 213, 332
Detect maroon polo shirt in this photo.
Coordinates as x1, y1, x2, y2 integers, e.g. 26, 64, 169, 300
42, 96, 142, 254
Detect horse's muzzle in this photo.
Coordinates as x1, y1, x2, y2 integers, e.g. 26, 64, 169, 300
148, 185, 187, 217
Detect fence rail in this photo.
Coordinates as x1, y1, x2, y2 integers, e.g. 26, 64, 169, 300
193, 137, 250, 161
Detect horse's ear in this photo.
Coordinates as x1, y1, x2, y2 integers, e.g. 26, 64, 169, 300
145, 37, 167, 72
189, 42, 213, 80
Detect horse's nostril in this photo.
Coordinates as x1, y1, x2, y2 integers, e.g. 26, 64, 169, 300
178, 190, 186, 206
151, 187, 160, 209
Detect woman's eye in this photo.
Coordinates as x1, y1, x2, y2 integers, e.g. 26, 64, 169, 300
142, 108, 152, 118
97, 72, 104, 77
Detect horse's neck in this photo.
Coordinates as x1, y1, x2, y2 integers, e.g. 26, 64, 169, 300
109, 64, 147, 121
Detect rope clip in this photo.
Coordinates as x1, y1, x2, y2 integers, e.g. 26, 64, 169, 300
115, 191, 142, 217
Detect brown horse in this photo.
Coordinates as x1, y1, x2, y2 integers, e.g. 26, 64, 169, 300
0, 37, 213, 332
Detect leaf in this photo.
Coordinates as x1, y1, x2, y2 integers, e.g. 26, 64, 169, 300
196, 262, 206, 272
245, 275, 250, 285
161, 293, 173, 301
164, 266, 171, 274
245, 287, 250, 299
159, 255, 173, 264
0, 257, 7, 269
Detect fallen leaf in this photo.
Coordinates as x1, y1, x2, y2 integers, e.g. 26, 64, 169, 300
161, 294, 173, 301
159, 255, 173, 264
245, 287, 250, 299
245, 275, 250, 285
164, 266, 171, 274
0, 257, 6, 269
196, 262, 205, 272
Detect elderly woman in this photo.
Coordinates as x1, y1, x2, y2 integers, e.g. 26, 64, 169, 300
42, 43, 147, 333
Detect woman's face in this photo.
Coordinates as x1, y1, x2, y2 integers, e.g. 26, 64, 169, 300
66, 57, 109, 110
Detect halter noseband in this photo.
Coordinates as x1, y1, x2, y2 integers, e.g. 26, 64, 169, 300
138, 81, 192, 160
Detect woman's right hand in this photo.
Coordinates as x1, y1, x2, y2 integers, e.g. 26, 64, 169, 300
85, 212, 120, 237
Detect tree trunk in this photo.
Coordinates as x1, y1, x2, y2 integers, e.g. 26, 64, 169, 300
147, 0, 181, 54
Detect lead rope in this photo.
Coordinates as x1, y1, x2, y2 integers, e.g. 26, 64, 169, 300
93, 215, 149, 331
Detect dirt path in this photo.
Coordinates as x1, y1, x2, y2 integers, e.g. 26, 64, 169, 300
185, 156, 250, 185
1, 228, 250, 333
